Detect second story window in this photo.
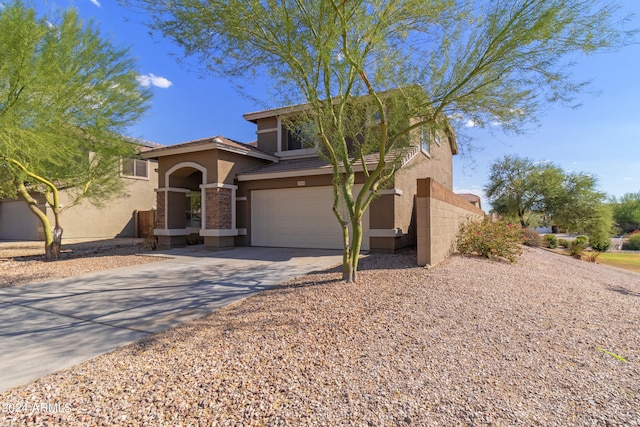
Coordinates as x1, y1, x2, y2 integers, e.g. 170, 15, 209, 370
122, 158, 149, 179
282, 119, 319, 152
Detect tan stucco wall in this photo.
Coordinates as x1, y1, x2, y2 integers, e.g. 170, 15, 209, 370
48, 170, 158, 239
255, 117, 279, 154
216, 151, 266, 185
157, 152, 218, 186
0, 198, 44, 240
416, 178, 484, 267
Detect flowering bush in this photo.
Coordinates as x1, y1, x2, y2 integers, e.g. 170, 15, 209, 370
457, 217, 524, 263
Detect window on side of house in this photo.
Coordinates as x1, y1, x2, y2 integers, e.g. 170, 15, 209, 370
122, 158, 149, 179
421, 126, 430, 155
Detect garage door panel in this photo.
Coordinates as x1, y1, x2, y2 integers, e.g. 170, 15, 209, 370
251, 186, 369, 250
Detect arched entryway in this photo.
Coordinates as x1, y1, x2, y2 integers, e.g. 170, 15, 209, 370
155, 162, 206, 247
154, 161, 238, 249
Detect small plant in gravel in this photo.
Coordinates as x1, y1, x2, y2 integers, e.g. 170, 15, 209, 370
522, 228, 543, 247
558, 238, 570, 248
569, 240, 586, 257
581, 252, 601, 263
543, 234, 558, 249
457, 217, 524, 262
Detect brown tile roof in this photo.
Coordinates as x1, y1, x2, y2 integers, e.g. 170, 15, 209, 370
141, 135, 276, 160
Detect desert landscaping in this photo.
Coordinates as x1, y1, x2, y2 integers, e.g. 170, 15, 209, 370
1, 244, 638, 426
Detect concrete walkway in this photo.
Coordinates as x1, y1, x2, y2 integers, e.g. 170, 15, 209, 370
0, 247, 342, 392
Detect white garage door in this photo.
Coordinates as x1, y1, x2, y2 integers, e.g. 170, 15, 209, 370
251, 186, 369, 250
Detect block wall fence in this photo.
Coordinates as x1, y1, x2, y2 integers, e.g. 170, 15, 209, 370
416, 178, 485, 267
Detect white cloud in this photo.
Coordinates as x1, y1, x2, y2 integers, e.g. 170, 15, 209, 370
136, 73, 173, 89
624, 177, 634, 181
464, 119, 476, 128
89, 0, 101, 6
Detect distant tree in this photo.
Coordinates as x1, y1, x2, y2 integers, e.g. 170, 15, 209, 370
485, 155, 564, 227
547, 172, 606, 232
612, 192, 640, 232
486, 155, 607, 233
0, 1, 150, 260
585, 204, 615, 251
123, 0, 634, 282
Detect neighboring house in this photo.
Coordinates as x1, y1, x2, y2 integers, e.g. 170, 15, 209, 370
143, 101, 460, 252
0, 139, 161, 241
458, 193, 482, 210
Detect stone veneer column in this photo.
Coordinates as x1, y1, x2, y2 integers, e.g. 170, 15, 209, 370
200, 183, 238, 249
155, 191, 166, 229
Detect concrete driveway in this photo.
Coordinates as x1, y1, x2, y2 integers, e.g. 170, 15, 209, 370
0, 247, 342, 392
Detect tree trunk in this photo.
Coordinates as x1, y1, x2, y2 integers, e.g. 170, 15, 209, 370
342, 216, 363, 283
15, 181, 59, 260
46, 226, 63, 261
46, 209, 64, 261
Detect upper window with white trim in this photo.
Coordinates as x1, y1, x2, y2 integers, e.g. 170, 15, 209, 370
279, 119, 319, 156
122, 158, 149, 179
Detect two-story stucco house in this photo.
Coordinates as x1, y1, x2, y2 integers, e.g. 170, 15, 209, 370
143, 101, 459, 252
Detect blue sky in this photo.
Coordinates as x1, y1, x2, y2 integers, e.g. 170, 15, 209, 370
38, 0, 640, 208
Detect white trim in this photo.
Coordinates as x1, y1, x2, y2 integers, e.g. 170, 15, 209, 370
256, 127, 278, 134
238, 228, 247, 235
155, 187, 190, 193
369, 228, 403, 238
165, 162, 207, 188
154, 228, 189, 236
275, 148, 319, 159
200, 229, 239, 237
378, 189, 403, 196
200, 183, 238, 190
277, 117, 282, 152
236, 196, 247, 202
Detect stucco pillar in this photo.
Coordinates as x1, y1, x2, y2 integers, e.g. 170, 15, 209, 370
416, 178, 432, 267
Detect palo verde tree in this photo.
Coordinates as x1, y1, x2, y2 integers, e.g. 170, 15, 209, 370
0, 1, 150, 260
123, 0, 633, 282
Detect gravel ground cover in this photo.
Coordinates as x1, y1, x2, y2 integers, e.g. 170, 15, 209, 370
1, 247, 639, 426
0, 238, 161, 288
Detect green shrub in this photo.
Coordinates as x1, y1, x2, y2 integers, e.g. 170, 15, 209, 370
574, 235, 589, 246
522, 228, 543, 247
558, 238, 570, 248
457, 217, 524, 263
569, 240, 586, 257
627, 234, 640, 250
543, 234, 558, 249
589, 237, 611, 252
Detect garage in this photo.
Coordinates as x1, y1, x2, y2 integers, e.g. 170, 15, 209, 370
251, 186, 370, 250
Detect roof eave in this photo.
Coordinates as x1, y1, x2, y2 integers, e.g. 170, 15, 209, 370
141, 142, 279, 163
